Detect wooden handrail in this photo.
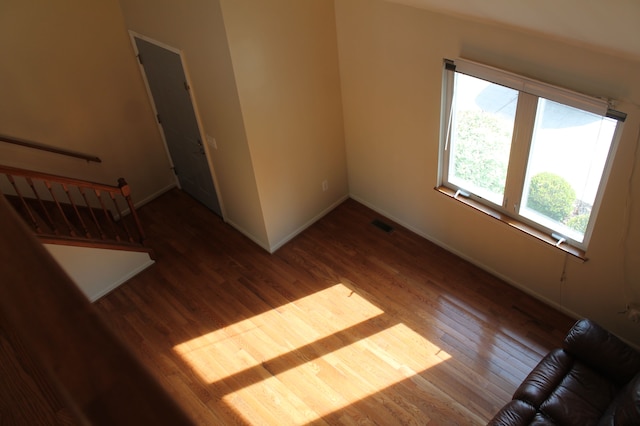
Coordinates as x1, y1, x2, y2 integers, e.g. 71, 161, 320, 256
1, 165, 151, 255
0, 165, 114, 192
0, 194, 194, 425
0, 134, 101, 163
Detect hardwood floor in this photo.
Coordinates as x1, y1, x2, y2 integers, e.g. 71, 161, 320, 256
94, 189, 574, 425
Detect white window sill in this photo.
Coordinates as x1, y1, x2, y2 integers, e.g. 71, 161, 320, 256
435, 186, 587, 261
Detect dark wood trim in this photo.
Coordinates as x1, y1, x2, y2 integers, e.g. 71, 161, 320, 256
2, 166, 150, 254
0, 164, 115, 192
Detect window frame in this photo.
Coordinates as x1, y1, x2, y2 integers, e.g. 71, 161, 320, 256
437, 58, 626, 255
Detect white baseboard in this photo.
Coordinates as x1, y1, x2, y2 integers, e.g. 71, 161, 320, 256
134, 182, 177, 209
269, 194, 350, 253
223, 218, 272, 252
117, 183, 177, 218
349, 194, 581, 322
226, 195, 350, 254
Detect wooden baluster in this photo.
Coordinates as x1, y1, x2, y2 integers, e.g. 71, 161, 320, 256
6, 174, 42, 233
95, 189, 120, 241
45, 181, 76, 237
118, 178, 145, 243
1, 165, 150, 253
108, 191, 134, 243
63, 184, 91, 239
79, 186, 106, 240
27, 177, 59, 235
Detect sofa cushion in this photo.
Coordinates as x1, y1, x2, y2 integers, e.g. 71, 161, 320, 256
597, 373, 640, 426
537, 360, 619, 426
513, 349, 573, 408
488, 319, 640, 425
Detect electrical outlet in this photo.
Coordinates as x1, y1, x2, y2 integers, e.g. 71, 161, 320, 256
322, 180, 328, 192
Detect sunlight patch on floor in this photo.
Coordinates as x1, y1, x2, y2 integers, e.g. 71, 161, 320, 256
173, 283, 452, 423
173, 284, 384, 381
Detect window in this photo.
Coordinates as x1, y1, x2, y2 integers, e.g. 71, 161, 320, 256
439, 59, 626, 253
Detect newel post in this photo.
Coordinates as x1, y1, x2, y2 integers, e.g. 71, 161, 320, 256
118, 178, 146, 243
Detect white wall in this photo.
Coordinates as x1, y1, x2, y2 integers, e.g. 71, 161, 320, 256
219, 0, 348, 250
335, 0, 640, 345
44, 244, 154, 302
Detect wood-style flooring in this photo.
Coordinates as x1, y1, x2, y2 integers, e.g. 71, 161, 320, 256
92, 189, 574, 425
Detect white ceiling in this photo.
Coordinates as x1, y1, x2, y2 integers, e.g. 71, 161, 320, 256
385, 0, 640, 62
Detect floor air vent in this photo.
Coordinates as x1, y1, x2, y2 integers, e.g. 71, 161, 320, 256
372, 219, 393, 233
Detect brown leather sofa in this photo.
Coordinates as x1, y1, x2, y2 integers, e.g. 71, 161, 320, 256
488, 318, 640, 425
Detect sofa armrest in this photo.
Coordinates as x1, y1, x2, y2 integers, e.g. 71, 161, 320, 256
563, 319, 640, 386
512, 348, 573, 407
487, 400, 536, 426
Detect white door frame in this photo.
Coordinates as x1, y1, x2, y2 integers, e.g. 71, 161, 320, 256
128, 31, 225, 219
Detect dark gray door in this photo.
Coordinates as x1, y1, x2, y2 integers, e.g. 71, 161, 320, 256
134, 36, 222, 216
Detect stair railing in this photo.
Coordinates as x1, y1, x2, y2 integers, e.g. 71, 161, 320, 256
0, 133, 102, 163
0, 165, 150, 255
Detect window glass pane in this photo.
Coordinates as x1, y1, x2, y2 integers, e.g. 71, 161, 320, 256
449, 73, 518, 205
520, 98, 617, 242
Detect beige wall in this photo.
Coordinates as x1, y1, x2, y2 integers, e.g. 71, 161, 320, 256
0, 0, 175, 205
219, 0, 348, 250
6, 0, 638, 343
119, 0, 348, 251
118, 0, 270, 248
335, 0, 640, 344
